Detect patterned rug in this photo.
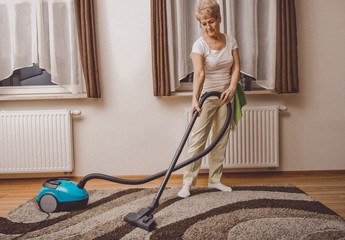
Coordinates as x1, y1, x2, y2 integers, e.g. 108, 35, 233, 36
1, 185, 345, 240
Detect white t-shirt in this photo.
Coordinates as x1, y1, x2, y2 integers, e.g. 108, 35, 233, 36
191, 34, 238, 91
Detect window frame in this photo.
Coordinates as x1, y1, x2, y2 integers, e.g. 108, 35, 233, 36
0, 86, 87, 101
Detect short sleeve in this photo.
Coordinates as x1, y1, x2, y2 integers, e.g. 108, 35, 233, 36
191, 37, 205, 57
230, 35, 238, 50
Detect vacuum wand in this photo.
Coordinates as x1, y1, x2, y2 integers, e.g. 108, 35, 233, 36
124, 91, 232, 231
150, 108, 199, 209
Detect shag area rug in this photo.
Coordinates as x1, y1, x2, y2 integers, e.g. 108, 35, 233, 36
1, 185, 345, 240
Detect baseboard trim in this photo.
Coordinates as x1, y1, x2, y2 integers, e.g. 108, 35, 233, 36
1, 169, 344, 180
0, 172, 74, 180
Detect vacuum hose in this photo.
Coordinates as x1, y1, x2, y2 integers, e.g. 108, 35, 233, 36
77, 91, 232, 189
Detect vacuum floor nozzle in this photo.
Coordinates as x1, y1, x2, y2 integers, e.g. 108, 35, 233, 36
124, 207, 156, 232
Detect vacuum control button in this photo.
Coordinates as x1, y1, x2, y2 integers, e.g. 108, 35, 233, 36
43, 180, 62, 189
49, 180, 62, 185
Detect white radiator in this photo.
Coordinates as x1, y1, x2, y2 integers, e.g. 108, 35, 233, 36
186, 105, 287, 169
0, 110, 81, 174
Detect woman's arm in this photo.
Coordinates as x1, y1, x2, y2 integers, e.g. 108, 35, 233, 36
221, 48, 240, 104
191, 52, 205, 117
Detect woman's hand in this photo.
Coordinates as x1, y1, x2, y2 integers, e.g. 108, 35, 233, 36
191, 99, 202, 118
221, 85, 236, 104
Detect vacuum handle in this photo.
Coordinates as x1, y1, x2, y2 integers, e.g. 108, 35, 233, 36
189, 91, 222, 126
198, 91, 222, 108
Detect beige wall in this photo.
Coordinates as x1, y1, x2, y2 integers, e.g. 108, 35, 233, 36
1, 0, 345, 177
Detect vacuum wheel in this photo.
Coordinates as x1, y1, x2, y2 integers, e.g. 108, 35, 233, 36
39, 194, 58, 213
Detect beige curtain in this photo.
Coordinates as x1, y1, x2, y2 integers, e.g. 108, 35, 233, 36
151, 0, 171, 96
74, 0, 101, 98
275, 0, 299, 93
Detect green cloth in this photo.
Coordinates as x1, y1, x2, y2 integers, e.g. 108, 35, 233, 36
233, 84, 247, 125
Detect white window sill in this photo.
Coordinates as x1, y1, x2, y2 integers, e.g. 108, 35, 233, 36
171, 89, 277, 97
0, 86, 87, 101
0, 93, 87, 101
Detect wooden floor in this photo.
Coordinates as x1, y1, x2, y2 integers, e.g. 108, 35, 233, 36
1, 171, 345, 218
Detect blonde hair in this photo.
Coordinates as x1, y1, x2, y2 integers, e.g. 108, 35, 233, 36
195, 0, 221, 21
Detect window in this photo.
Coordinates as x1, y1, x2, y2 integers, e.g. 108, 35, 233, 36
151, 0, 298, 96
166, 1, 276, 93
0, 66, 53, 87
0, 0, 87, 100
0, 65, 78, 98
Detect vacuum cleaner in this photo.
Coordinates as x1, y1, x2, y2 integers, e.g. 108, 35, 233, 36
36, 91, 232, 232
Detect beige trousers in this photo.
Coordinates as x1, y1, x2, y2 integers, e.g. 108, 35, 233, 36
183, 93, 234, 186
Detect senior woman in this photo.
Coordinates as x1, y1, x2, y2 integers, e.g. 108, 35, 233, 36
178, 0, 241, 198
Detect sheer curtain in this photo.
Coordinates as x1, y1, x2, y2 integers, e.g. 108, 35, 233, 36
0, 0, 85, 93
0, 0, 38, 80
166, 0, 202, 91
166, 0, 277, 91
